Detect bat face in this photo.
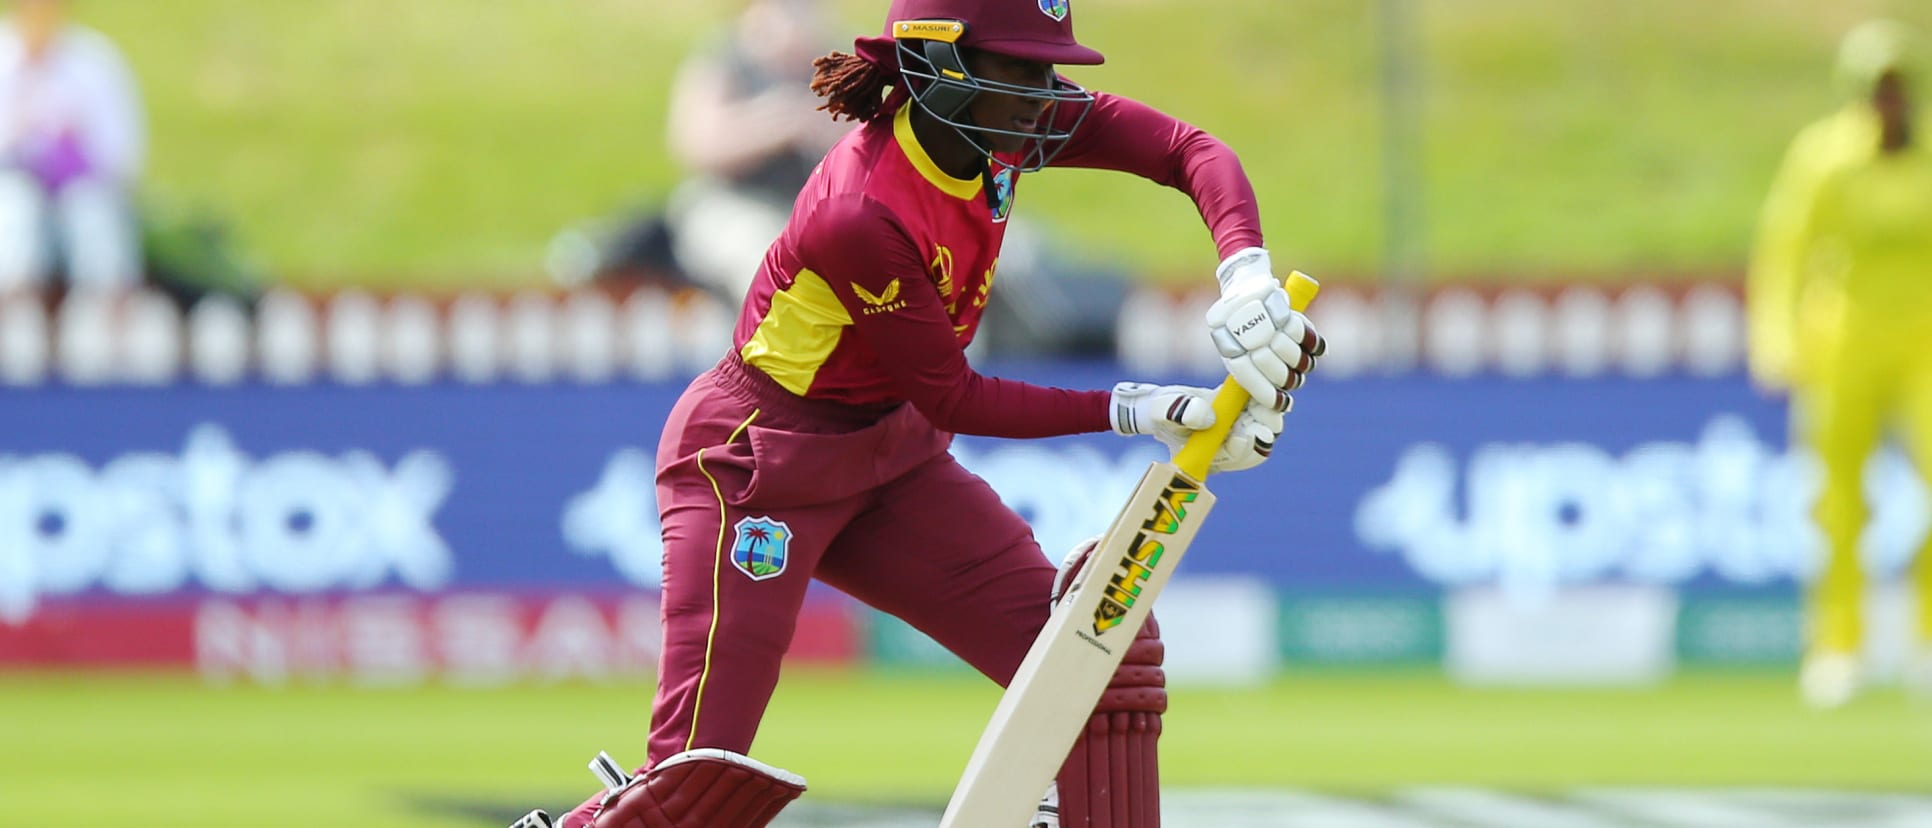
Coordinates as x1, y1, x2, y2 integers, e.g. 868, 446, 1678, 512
939, 461, 1218, 828
939, 273, 1317, 828
1092, 470, 1203, 635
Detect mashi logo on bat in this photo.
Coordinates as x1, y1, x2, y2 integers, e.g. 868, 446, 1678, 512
1091, 475, 1198, 635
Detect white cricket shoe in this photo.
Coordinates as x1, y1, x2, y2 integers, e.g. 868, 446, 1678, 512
508, 810, 555, 828
1799, 652, 1863, 710
1031, 781, 1061, 828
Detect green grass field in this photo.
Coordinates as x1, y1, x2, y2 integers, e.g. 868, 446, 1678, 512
83, 0, 1932, 288
4, 669, 1927, 826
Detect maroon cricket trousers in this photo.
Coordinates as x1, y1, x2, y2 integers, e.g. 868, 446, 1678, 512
646, 353, 1058, 764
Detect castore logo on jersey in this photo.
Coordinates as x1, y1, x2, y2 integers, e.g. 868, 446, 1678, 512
852, 279, 908, 315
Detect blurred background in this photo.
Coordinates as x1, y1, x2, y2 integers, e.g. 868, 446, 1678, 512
4, 0, 1932, 825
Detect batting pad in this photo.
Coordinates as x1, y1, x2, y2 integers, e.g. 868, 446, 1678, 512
1057, 616, 1167, 827
575, 749, 805, 828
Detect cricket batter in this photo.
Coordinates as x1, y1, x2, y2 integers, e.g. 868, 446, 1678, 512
516, 1, 1325, 825
1748, 19, 1932, 709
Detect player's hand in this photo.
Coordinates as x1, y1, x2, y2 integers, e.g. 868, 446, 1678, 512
1210, 394, 1290, 473
1204, 247, 1325, 408
1051, 534, 1103, 605
1109, 381, 1215, 453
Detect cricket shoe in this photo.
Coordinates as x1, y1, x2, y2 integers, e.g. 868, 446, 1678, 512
1799, 651, 1863, 710
1031, 781, 1061, 828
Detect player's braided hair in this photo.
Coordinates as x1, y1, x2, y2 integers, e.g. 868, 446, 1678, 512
811, 51, 894, 123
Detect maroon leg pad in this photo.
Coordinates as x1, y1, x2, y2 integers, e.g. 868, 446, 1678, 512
1057, 616, 1166, 827
555, 751, 805, 828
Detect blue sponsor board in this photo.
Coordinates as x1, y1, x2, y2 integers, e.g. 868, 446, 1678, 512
980, 364, 1920, 601
1, 363, 1917, 626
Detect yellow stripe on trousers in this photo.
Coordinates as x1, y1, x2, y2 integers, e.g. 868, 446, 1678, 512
688, 409, 761, 752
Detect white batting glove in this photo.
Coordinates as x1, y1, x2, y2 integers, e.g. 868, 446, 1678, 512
1204, 247, 1325, 409
1211, 394, 1291, 473
1051, 535, 1103, 604
1109, 382, 1216, 454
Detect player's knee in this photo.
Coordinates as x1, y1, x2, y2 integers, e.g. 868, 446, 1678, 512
594, 749, 806, 828
1098, 615, 1167, 715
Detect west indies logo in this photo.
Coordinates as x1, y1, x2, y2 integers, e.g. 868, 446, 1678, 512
731, 516, 792, 581
1039, 0, 1069, 22
990, 167, 1015, 223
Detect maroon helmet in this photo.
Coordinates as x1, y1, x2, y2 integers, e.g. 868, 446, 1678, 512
883, 0, 1103, 65
875, 0, 1102, 171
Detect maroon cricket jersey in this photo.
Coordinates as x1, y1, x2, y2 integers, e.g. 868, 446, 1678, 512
731, 91, 1266, 439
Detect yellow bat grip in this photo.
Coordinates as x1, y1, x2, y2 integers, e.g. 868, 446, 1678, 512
1173, 271, 1320, 481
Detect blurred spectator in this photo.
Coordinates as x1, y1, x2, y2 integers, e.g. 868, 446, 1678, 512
574, 0, 1128, 358
0, 0, 144, 294
663, 0, 851, 301
1747, 19, 1932, 708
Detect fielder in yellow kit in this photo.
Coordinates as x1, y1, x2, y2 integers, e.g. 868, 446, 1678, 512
1748, 19, 1932, 708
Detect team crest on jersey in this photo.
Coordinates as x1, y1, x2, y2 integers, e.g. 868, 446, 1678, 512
989, 167, 1015, 223
1039, 0, 1070, 22
731, 516, 792, 581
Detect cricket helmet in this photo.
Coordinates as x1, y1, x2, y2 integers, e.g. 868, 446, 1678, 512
1837, 19, 1917, 93
872, 0, 1102, 171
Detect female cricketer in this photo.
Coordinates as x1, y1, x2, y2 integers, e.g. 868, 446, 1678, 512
518, 1, 1324, 825
1749, 19, 1932, 710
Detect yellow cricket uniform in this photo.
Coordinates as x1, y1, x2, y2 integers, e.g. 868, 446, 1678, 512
1748, 104, 1932, 658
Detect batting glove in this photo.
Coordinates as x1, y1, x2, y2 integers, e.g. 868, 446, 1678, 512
1204, 247, 1325, 409
1051, 536, 1104, 605
1109, 381, 1216, 454
1211, 394, 1291, 473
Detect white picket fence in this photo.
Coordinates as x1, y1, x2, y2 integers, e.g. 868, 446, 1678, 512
1118, 282, 1747, 380
0, 280, 1748, 386
0, 286, 734, 386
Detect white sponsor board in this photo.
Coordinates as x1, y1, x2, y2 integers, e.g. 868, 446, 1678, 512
1446, 585, 1677, 686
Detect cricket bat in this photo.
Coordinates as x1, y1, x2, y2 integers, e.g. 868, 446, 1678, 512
937, 272, 1320, 828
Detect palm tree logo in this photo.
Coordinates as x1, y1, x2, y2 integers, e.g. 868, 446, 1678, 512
990, 167, 1014, 223
732, 517, 792, 581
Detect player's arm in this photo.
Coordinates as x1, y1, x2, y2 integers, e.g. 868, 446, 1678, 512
665, 38, 826, 179
798, 196, 1253, 460
1747, 121, 1833, 392
1049, 92, 1324, 408
1050, 91, 1263, 257
796, 196, 1109, 438
89, 39, 147, 183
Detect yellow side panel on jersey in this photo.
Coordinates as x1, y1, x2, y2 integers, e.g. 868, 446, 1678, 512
740, 269, 853, 395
